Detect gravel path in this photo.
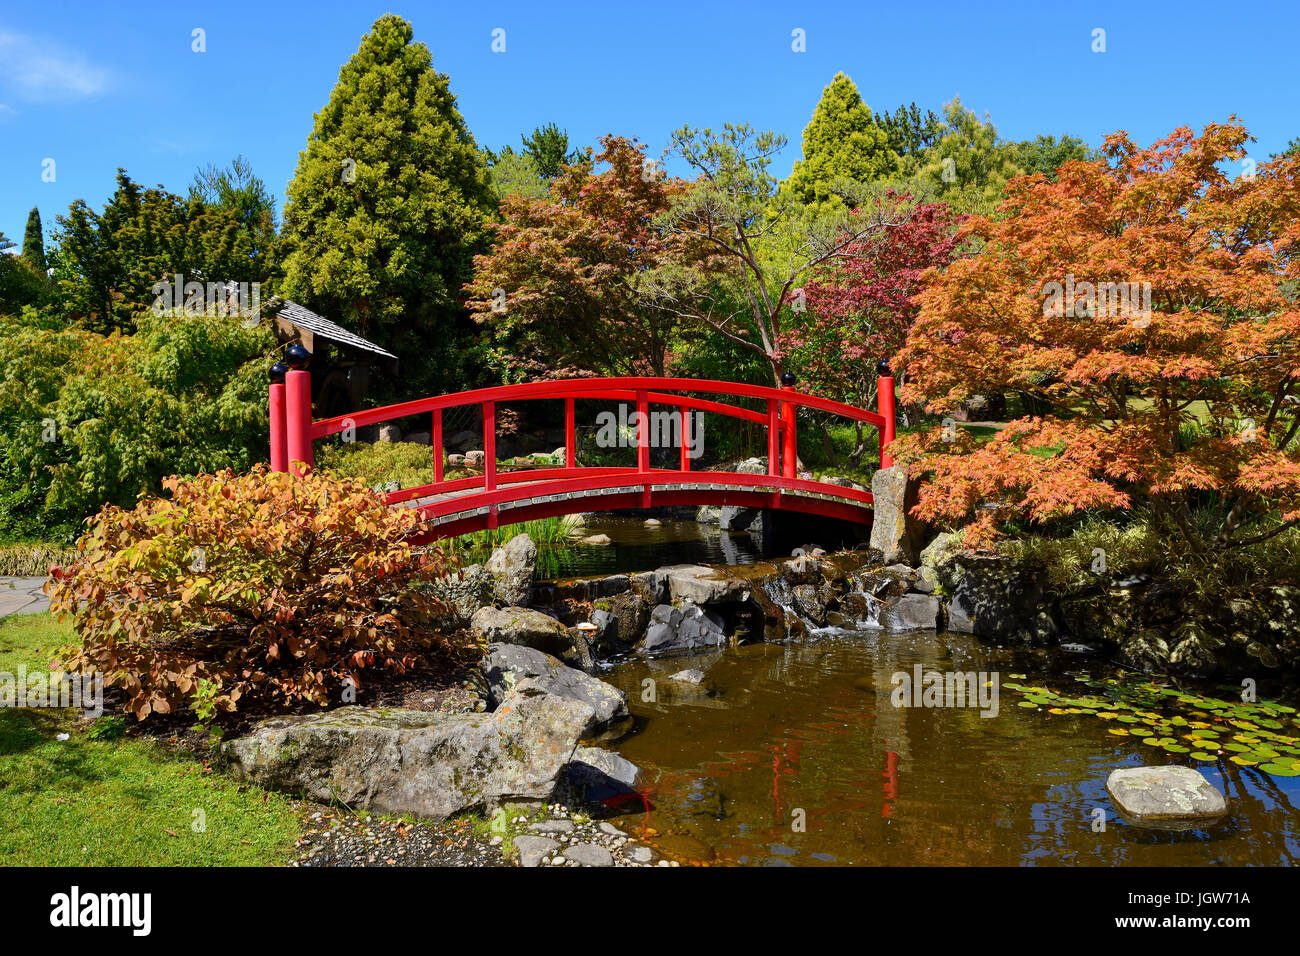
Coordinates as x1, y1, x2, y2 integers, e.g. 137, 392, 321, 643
289, 801, 675, 868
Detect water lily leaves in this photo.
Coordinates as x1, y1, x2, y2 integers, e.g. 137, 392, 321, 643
1116, 715, 1140, 723
1097, 711, 1120, 720
1229, 755, 1259, 766
1258, 762, 1300, 776
1108, 728, 1130, 736
1017, 701, 1039, 709
1190, 751, 1218, 761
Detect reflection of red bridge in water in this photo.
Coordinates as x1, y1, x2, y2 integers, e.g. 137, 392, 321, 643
268, 364, 897, 543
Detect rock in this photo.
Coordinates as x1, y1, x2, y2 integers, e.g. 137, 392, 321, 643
658, 564, 749, 605
464, 450, 485, 467
668, 668, 706, 685
514, 835, 559, 867
598, 822, 625, 836
472, 606, 572, 656
378, 424, 400, 442
552, 446, 567, 460
945, 554, 1058, 643
868, 466, 924, 565
733, 457, 767, 475
628, 845, 654, 864
695, 505, 722, 525
719, 505, 763, 532
483, 643, 630, 737
580, 534, 612, 546
630, 570, 667, 603
447, 453, 466, 467
224, 684, 594, 821
791, 584, 831, 625
881, 593, 940, 630
530, 819, 575, 834
427, 563, 493, 627
919, 531, 965, 591
1106, 766, 1227, 829
565, 843, 615, 867
565, 745, 644, 802
641, 603, 727, 655
781, 554, 821, 585
448, 429, 479, 451
643, 518, 662, 527
592, 592, 649, 653
485, 533, 538, 605
405, 431, 431, 446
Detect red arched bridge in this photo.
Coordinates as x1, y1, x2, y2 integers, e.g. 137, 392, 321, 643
268, 360, 896, 542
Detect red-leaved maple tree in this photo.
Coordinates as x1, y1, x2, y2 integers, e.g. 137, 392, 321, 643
787, 193, 965, 465
893, 119, 1300, 552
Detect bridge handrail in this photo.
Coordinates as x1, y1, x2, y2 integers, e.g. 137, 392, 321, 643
308, 376, 886, 440
268, 365, 899, 501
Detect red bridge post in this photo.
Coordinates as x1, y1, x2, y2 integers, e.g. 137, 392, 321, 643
877, 361, 896, 469
268, 362, 288, 473
285, 345, 313, 476
483, 401, 497, 528
780, 372, 798, 478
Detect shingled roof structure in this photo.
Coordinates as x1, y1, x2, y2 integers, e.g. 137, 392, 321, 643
274, 300, 397, 360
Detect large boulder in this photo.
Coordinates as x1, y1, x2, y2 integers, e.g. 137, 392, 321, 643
564, 745, 645, 803
946, 554, 1058, 643
868, 466, 924, 565
471, 606, 571, 656
641, 603, 728, 655
719, 506, 763, 532
428, 563, 493, 627
880, 593, 940, 631
485, 533, 538, 605
223, 683, 592, 821
483, 643, 630, 737
657, 565, 750, 605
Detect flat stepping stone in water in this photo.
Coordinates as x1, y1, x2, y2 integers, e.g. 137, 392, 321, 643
668, 669, 706, 685
530, 819, 576, 834
1106, 766, 1227, 830
564, 843, 614, 867
513, 835, 559, 867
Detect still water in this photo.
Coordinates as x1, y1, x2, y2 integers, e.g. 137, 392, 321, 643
544, 517, 1300, 866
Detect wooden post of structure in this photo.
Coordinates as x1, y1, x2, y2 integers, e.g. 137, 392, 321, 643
780, 372, 798, 479
284, 345, 313, 476
877, 361, 897, 469
269, 362, 288, 473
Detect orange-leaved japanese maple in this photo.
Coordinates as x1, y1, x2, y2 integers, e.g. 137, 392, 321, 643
893, 119, 1300, 552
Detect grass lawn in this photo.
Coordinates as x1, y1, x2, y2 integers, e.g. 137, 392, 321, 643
0, 614, 302, 866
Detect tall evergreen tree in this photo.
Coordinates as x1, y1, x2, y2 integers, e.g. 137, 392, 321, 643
279, 14, 494, 390
521, 123, 577, 178
21, 208, 46, 273
779, 73, 898, 212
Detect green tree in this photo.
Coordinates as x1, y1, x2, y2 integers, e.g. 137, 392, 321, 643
779, 73, 898, 213
53, 171, 267, 334
912, 98, 1023, 217
0, 231, 48, 316
279, 14, 494, 392
521, 122, 578, 178
1012, 134, 1096, 181
189, 156, 279, 275
875, 103, 943, 159
486, 146, 548, 202
22, 208, 46, 273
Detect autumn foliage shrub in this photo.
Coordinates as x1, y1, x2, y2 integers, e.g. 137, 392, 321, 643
48, 465, 472, 721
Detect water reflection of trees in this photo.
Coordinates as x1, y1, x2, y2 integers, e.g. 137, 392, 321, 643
608, 631, 1299, 866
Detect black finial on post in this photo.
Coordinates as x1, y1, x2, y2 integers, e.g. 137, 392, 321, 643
285, 344, 312, 370
269, 361, 288, 384
780, 371, 797, 388
876, 359, 892, 377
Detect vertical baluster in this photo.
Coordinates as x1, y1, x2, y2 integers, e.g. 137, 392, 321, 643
636, 389, 650, 507
767, 398, 779, 476
679, 405, 690, 472
432, 407, 443, 484
483, 401, 498, 528
565, 397, 575, 470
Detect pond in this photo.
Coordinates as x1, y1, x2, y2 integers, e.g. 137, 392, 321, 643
541, 516, 1300, 866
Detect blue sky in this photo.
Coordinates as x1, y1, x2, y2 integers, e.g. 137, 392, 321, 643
1, 0, 1297, 248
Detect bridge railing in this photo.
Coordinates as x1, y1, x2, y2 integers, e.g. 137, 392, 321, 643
268, 358, 897, 505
